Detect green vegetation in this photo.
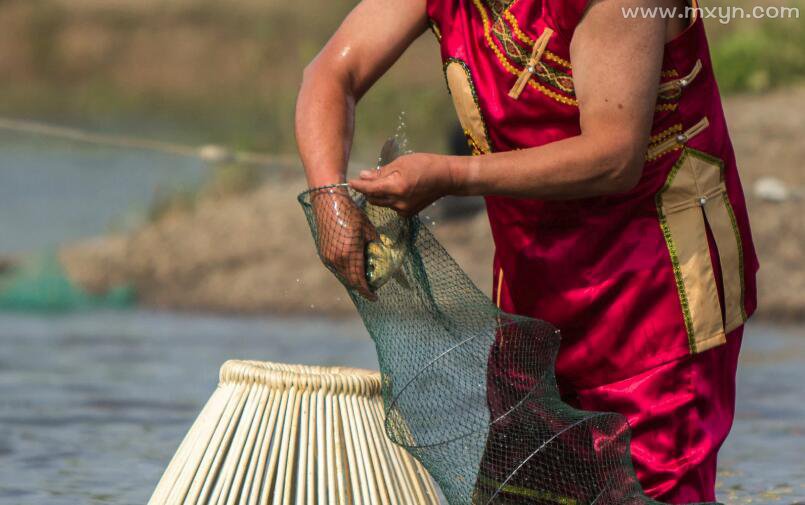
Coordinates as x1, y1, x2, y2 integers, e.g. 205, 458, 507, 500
710, 9, 805, 93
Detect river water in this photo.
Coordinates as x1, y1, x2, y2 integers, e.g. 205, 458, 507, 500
0, 132, 207, 254
0, 312, 802, 505
1, 131, 803, 503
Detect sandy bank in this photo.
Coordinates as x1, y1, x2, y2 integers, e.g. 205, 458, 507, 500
56, 87, 805, 320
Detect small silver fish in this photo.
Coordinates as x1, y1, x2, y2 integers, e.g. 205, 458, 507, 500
363, 133, 412, 291
365, 224, 409, 291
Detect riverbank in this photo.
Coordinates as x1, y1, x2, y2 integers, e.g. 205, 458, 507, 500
40, 86, 803, 321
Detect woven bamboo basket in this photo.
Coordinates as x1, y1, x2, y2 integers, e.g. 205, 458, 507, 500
148, 360, 440, 505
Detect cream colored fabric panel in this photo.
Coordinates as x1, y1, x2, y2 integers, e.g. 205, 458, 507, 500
445, 61, 491, 154
664, 200, 726, 351
694, 162, 746, 332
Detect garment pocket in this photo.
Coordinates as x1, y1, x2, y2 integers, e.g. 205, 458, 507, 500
656, 148, 747, 353
444, 58, 491, 155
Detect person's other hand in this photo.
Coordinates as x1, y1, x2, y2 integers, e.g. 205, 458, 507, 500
311, 187, 378, 301
349, 153, 455, 216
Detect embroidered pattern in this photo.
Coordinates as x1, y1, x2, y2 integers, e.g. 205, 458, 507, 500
723, 191, 749, 323
502, 9, 572, 68
472, 0, 578, 106
649, 124, 683, 144
646, 118, 709, 161
493, 17, 575, 95
657, 61, 703, 110
483, 0, 514, 17
656, 153, 696, 351
487, 3, 575, 95
647, 142, 683, 162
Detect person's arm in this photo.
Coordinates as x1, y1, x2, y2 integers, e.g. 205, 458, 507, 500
295, 0, 427, 298
296, 0, 427, 188
350, 0, 678, 215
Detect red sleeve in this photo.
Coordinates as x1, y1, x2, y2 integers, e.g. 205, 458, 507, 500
543, 0, 590, 41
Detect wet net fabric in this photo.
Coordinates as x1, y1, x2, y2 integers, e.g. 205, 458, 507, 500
298, 137, 717, 505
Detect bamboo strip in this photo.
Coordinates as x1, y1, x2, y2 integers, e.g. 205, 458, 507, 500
212, 384, 262, 503
224, 384, 270, 504
304, 391, 316, 505
245, 388, 283, 505
149, 386, 222, 504
277, 387, 303, 505
258, 388, 293, 504
332, 398, 349, 504
338, 393, 367, 504
236, 386, 274, 505
171, 383, 243, 504
315, 389, 327, 505
197, 383, 252, 504
351, 395, 389, 505
367, 401, 419, 505
148, 361, 440, 505
344, 393, 375, 504
167, 386, 236, 504
324, 392, 338, 505
357, 396, 396, 505
293, 389, 310, 505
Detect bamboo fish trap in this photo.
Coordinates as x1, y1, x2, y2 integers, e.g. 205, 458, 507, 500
148, 360, 440, 505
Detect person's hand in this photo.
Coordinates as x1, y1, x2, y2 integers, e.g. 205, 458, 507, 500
349, 153, 456, 216
311, 187, 378, 300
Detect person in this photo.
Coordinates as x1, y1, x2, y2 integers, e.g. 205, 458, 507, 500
294, 0, 758, 502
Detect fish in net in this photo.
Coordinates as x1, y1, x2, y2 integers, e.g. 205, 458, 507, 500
297, 134, 720, 505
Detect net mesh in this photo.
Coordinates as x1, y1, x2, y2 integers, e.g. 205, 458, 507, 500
0, 251, 134, 312
298, 136, 719, 505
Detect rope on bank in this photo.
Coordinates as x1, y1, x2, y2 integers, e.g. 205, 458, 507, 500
0, 116, 301, 167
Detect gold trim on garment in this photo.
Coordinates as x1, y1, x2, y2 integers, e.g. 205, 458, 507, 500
444, 58, 493, 154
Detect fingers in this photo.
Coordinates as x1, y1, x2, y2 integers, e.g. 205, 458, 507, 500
348, 176, 388, 196
349, 171, 402, 203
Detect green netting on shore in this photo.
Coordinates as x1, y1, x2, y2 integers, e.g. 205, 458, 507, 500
298, 135, 720, 505
0, 251, 134, 312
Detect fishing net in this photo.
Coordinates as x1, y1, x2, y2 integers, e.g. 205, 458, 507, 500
298, 135, 718, 505
0, 250, 134, 312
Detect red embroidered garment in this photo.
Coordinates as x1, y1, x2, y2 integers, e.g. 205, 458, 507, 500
427, 0, 758, 500
429, 0, 757, 386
